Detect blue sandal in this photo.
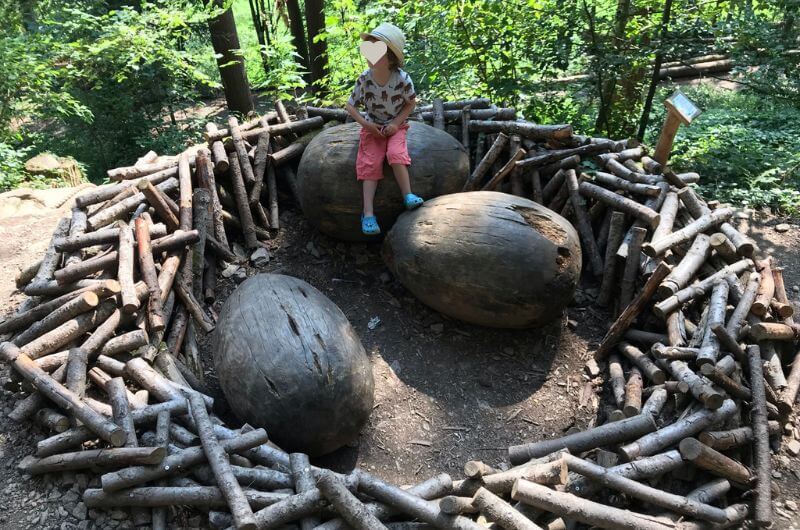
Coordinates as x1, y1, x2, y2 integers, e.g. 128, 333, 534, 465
361, 214, 381, 235
404, 193, 424, 210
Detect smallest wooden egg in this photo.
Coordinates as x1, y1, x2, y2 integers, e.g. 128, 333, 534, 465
212, 274, 375, 456
382, 191, 582, 328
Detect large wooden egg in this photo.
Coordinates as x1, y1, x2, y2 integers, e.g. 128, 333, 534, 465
296, 121, 469, 242
382, 192, 582, 328
212, 274, 374, 456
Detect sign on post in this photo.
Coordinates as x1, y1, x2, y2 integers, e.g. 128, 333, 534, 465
653, 91, 702, 165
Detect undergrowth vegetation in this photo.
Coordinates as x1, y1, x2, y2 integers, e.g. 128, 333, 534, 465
1, 0, 798, 214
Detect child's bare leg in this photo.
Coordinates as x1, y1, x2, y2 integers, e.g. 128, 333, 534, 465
390, 163, 412, 195
362, 180, 379, 217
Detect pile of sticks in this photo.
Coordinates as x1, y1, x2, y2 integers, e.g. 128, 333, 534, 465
0, 96, 796, 530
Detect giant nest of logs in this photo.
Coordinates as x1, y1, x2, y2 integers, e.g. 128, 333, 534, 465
0, 96, 798, 530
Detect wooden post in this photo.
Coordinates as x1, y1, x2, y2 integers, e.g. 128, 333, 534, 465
678, 438, 752, 485
597, 211, 627, 307
353, 470, 483, 530
100, 427, 268, 492
508, 414, 656, 464
290, 453, 321, 530
747, 344, 773, 526
653, 110, 682, 165
1, 343, 126, 446
228, 156, 259, 249
471, 487, 540, 530
619, 399, 736, 460
117, 221, 140, 313
512, 479, 673, 530
432, 99, 445, 130
249, 121, 271, 205
594, 261, 671, 360
463, 133, 509, 191
135, 214, 165, 331
316, 470, 388, 530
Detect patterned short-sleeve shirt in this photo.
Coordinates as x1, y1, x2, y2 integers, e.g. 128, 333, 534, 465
347, 68, 416, 125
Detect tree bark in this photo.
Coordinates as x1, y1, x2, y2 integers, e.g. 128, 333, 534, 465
285, 0, 310, 84
316, 470, 388, 530
305, 0, 328, 92
208, 1, 254, 114
619, 399, 736, 460
511, 479, 673, 530
1, 343, 126, 446
188, 391, 256, 530
471, 487, 541, 530
508, 413, 656, 464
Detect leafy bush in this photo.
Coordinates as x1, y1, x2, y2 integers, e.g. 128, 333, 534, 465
659, 85, 800, 213
0, 142, 33, 192
2, 1, 220, 183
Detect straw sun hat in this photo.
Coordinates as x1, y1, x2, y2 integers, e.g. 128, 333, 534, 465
360, 22, 405, 66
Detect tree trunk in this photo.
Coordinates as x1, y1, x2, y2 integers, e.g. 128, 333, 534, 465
305, 0, 328, 92
286, 0, 311, 84
208, 1, 254, 114
638, 0, 674, 141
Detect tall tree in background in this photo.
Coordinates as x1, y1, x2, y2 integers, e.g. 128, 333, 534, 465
637, 0, 674, 140
248, 0, 272, 77
286, 0, 311, 84
208, 0, 254, 114
305, 0, 328, 93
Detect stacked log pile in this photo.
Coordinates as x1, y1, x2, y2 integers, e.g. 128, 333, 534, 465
0, 96, 797, 529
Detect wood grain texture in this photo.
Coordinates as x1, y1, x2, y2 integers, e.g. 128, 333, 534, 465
212, 274, 374, 456
296, 122, 469, 242
382, 192, 581, 328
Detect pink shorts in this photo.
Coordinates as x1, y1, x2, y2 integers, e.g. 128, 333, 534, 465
356, 123, 411, 181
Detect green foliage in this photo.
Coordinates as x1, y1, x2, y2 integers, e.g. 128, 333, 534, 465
0, 142, 33, 192
663, 85, 800, 213
1, 0, 220, 182
2, 0, 798, 213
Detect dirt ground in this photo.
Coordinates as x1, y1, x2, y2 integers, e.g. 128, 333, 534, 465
1, 193, 800, 529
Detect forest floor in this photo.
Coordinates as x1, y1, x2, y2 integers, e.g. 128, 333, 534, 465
1, 191, 800, 529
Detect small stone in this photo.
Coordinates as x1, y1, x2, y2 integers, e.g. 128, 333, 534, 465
567, 319, 578, 330
250, 246, 271, 267
430, 323, 444, 333
772, 470, 782, 479
379, 271, 392, 284
775, 223, 791, 233
72, 502, 87, 521
109, 510, 127, 520
306, 241, 321, 258
584, 359, 601, 378
232, 268, 248, 284
389, 360, 402, 376
786, 439, 800, 456
221, 262, 240, 278
793, 285, 800, 293
786, 500, 797, 511
62, 490, 79, 503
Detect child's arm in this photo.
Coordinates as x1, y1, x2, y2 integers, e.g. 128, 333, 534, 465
345, 103, 383, 137
382, 97, 416, 136
392, 97, 417, 125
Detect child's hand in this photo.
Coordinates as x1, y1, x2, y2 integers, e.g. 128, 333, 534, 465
382, 123, 398, 137
364, 122, 384, 138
